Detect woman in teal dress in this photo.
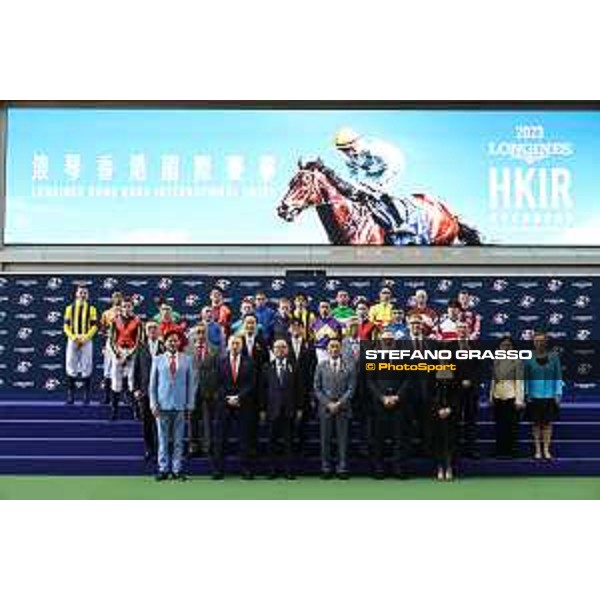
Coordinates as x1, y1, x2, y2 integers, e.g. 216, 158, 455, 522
524, 331, 563, 460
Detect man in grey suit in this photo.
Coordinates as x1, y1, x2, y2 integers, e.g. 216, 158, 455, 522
149, 330, 195, 481
313, 338, 356, 479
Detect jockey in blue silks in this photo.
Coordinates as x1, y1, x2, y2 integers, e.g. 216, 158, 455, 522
334, 127, 430, 244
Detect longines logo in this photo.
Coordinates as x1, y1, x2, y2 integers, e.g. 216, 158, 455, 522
488, 298, 511, 305
131, 293, 144, 306
574, 382, 597, 390
489, 332, 512, 338
577, 363, 593, 376
461, 282, 483, 289
238, 281, 262, 288
16, 361, 33, 373
516, 282, 539, 289
41, 330, 62, 337
404, 281, 426, 289
0, 296, 9, 303
544, 298, 565, 305
15, 313, 37, 321
126, 280, 149, 287
41, 364, 62, 371
14, 348, 35, 354
43, 296, 65, 303
576, 329, 591, 341
271, 279, 285, 291
0, 278, 7, 288
518, 315, 540, 322
325, 280, 341, 291
16, 279, 39, 287
0, 312, 6, 322
571, 315, 594, 322
348, 281, 370, 289
17, 328, 33, 340
571, 281, 593, 289
13, 381, 35, 389
295, 281, 317, 289
437, 279, 453, 292
182, 280, 205, 288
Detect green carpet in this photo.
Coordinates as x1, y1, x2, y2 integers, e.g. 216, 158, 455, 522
0, 476, 599, 499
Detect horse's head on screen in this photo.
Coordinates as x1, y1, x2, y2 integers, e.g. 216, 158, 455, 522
276, 159, 328, 222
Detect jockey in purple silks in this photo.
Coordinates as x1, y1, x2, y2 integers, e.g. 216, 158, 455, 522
334, 127, 430, 244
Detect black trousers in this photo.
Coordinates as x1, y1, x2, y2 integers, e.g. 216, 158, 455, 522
458, 385, 479, 455
492, 398, 518, 456
212, 405, 254, 474
266, 413, 294, 474
372, 402, 411, 473
408, 385, 433, 455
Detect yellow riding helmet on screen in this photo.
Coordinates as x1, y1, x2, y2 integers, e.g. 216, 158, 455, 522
334, 127, 361, 149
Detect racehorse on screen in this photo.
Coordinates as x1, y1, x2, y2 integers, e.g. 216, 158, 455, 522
276, 159, 481, 246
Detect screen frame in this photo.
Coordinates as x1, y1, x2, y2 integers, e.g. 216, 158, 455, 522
2, 100, 600, 250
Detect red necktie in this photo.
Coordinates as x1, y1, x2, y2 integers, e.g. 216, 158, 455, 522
197, 343, 206, 361
169, 354, 177, 377
231, 356, 238, 384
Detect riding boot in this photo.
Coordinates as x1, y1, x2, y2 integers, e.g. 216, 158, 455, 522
65, 376, 76, 405
102, 378, 112, 405
82, 377, 91, 405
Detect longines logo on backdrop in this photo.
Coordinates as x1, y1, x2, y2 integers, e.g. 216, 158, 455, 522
41, 364, 62, 371
238, 281, 262, 289
46, 311, 62, 323
0, 278, 8, 288
548, 312, 564, 325
44, 344, 61, 357
404, 281, 426, 289
516, 282, 539, 289
16, 361, 33, 374
348, 281, 370, 289
16, 279, 39, 287
488, 298, 511, 305
519, 295, 536, 308
572, 315, 594, 322
44, 378, 61, 391
0, 296, 9, 303
182, 280, 205, 288
17, 328, 34, 340
184, 294, 201, 307
518, 315, 541, 322
43, 296, 65, 303
325, 280, 341, 291
544, 298, 566, 305
0, 312, 6, 322
576, 330, 592, 340
126, 280, 149, 287
461, 281, 483, 289
437, 279, 453, 292
13, 381, 35, 389
574, 295, 591, 308
15, 313, 37, 321
295, 281, 318, 289
41, 330, 62, 337
492, 312, 509, 325
492, 279, 509, 291
213, 279, 229, 290
271, 279, 285, 291
571, 281, 593, 289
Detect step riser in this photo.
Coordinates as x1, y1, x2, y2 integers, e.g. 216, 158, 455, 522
1, 458, 599, 476
1, 439, 599, 458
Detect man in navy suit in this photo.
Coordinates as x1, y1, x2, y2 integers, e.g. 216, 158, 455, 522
260, 339, 301, 479
149, 330, 195, 481
212, 335, 256, 479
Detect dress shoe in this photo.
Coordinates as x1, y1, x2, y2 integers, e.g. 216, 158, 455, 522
393, 471, 409, 480
155, 472, 169, 482
172, 472, 188, 481
212, 472, 224, 480
320, 472, 334, 480
144, 451, 156, 463
337, 472, 349, 480
242, 471, 254, 481
267, 471, 279, 480
372, 471, 386, 480
285, 472, 296, 480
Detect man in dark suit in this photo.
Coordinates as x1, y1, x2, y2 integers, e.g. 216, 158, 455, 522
133, 321, 165, 462
400, 315, 437, 456
288, 318, 316, 456
368, 331, 411, 479
239, 313, 269, 456
455, 322, 482, 458
212, 335, 256, 479
260, 339, 301, 479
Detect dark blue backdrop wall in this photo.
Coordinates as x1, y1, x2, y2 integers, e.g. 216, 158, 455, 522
0, 274, 597, 399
